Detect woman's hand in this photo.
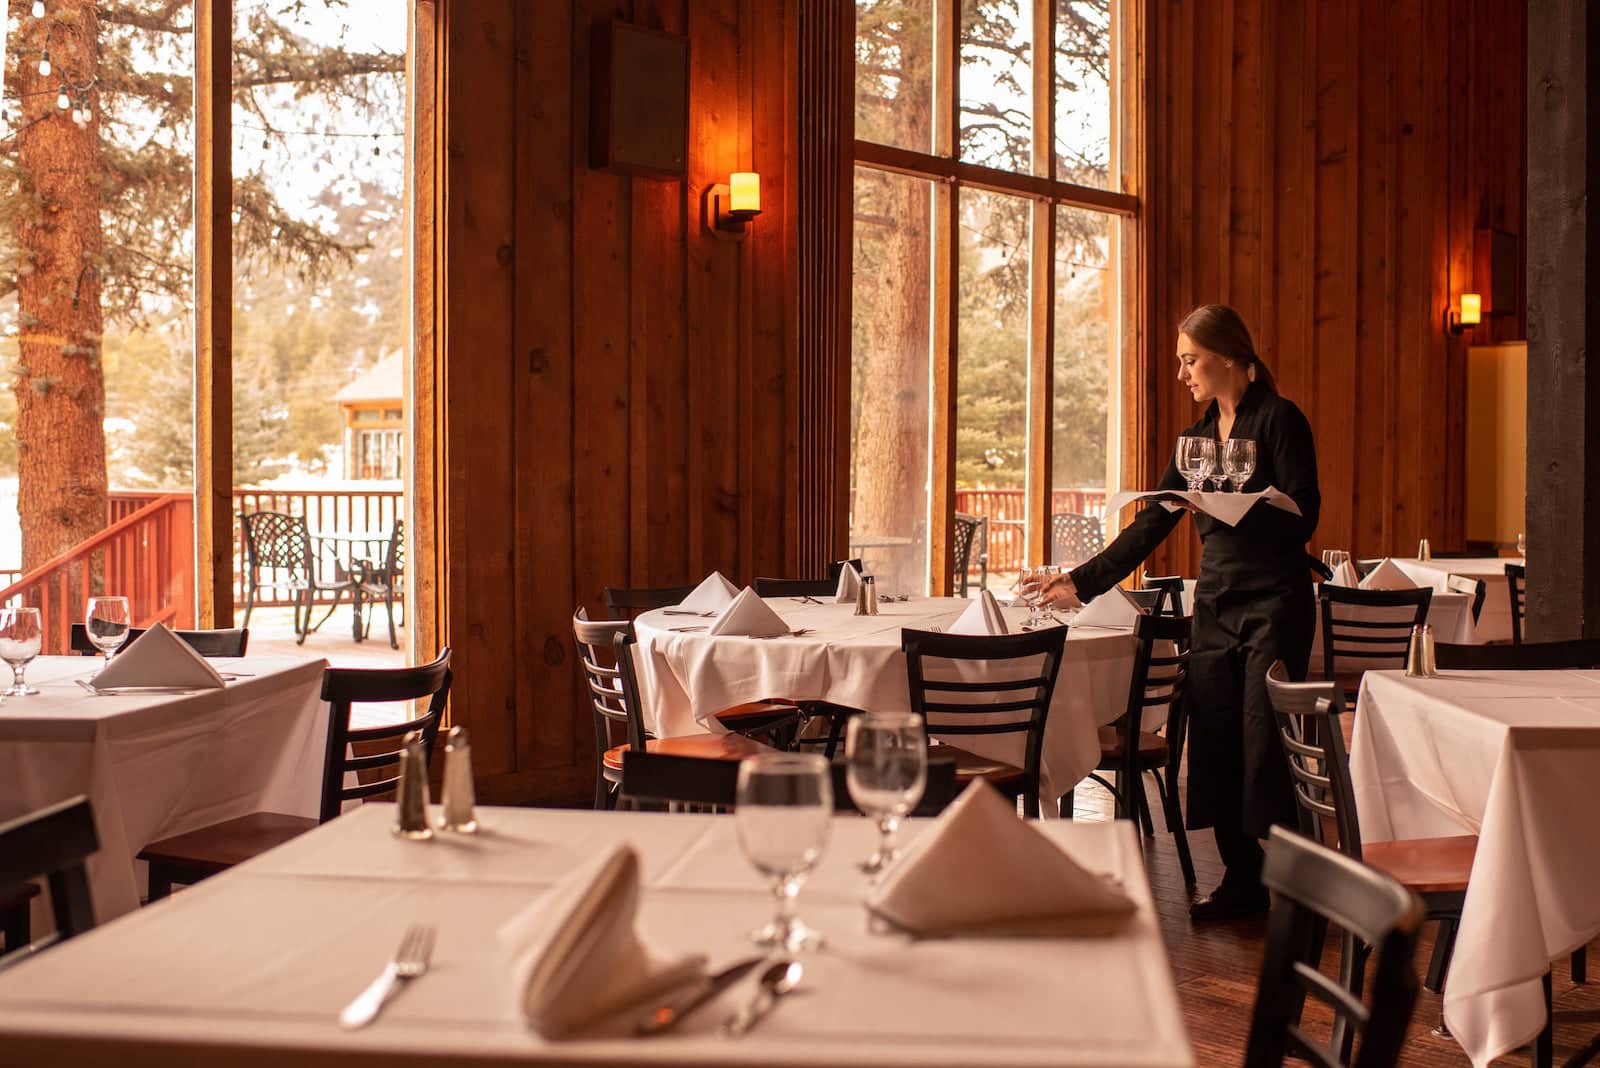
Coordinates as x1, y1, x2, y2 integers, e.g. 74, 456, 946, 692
1040, 572, 1083, 609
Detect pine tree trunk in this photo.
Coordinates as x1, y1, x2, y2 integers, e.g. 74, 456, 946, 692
14, 0, 107, 572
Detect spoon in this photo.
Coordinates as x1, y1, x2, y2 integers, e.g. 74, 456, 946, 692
722, 959, 803, 1036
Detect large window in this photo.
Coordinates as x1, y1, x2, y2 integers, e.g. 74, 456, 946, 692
852, 0, 1134, 594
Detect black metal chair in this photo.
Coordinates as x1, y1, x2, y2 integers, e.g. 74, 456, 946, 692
138, 650, 453, 898
825, 558, 864, 583
602, 584, 698, 617
1050, 511, 1105, 567
237, 510, 362, 642
0, 796, 98, 966
901, 626, 1065, 817
69, 624, 249, 658
1444, 573, 1486, 625
1507, 562, 1526, 644
1434, 637, 1600, 671
1243, 827, 1423, 1068
622, 746, 960, 814
1141, 575, 1187, 617
1317, 584, 1432, 704
952, 512, 988, 596
359, 519, 405, 650
572, 609, 633, 810
1063, 613, 1195, 884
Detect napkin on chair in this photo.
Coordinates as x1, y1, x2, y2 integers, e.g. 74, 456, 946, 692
707, 586, 791, 638
677, 571, 741, 613
834, 562, 862, 604
1073, 586, 1146, 628
1327, 560, 1362, 587
1359, 558, 1417, 591
504, 844, 706, 1038
90, 622, 226, 690
867, 782, 1135, 935
948, 589, 1009, 635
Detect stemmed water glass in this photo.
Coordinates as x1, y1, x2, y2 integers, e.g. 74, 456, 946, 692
85, 596, 131, 663
0, 607, 41, 695
1221, 438, 1257, 492
1517, 532, 1526, 557
1016, 566, 1042, 625
735, 752, 832, 951
845, 712, 927, 876
1176, 436, 1217, 492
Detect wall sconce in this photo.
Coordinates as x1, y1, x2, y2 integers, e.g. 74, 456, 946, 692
703, 171, 761, 239
1447, 293, 1482, 335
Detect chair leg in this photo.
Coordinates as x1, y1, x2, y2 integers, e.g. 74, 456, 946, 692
147, 865, 174, 902
1425, 917, 1459, 993
1061, 788, 1075, 819
1575, 945, 1588, 984
241, 584, 255, 629
1135, 776, 1156, 837
1, 901, 28, 951
1151, 772, 1196, 886
385, 591, 399, 649
294, 591, 310, 645
1534, 969, 1553, 1068
1332, 933, 1370, 1063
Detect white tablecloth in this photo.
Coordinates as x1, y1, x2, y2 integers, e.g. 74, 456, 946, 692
0, 805, 1193, 1068
1348, 669, 1600, 1067
0, 655, 328, 920
1390, 557, 1520, 644
633, 598, 1142, 811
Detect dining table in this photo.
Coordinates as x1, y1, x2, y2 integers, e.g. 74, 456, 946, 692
631, 597, 1147, 813
0, 654, 329, 921
0, 803, 1194, 1068
1348, 667, 1600, 1068
1388, 556, 1520, 644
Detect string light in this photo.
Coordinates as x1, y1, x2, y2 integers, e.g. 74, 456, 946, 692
56, 88, 69, 110
31, 1, 45, 17
38, 52, 51, 77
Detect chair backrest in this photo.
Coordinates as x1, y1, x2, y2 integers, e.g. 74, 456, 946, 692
1111, 614, 1193, 785
901, 626, 1066, 817
602, 584, 698, 616
1050, 511, 1105, 567
1141, 575, 1187, 617
239, 511, 312, 574
317, 648, 453, 823
753, 576, 835, 598
1264, 663, 1359, 857
951, 513, 984, 596
0, 796, 98, 952
375, 518, 405, 580
826, 558, 864, 583
1506, 563, 1526, 645
572, 608, 635, 757
69, 624, 249, 658
612, 632, 655, 754
1434, 637, 1600, 671
1126, 588, 1163, 613
1317, 585, 1432, 678
1443, 574, 1485, 623
1244, 827, 1423, 1068
621, 748, 961, 813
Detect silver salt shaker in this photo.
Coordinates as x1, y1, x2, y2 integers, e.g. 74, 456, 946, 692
863, 575, 878, 616
438, 725, 479, 833
392, 729, 434, 840
1417, 537, 1432, 561
1405, 624, 1438, 678
854, 574, 871, 616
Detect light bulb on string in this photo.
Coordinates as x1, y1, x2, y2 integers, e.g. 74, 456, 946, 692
31, 1, 45, 18
56, 89, 69, 110
38, 54, 51, 77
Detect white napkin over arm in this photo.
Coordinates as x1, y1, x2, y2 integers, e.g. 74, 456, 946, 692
1360, 558, 1417, 591
867, 782, 1134, 935
707, 586, 791, 638
1073, 585, 1146, 628
834, 562, 862, 604
503, 844, 705, 1038
91, 622, 225, 690
947, 589, 1009, 635
677, 571, 740, 612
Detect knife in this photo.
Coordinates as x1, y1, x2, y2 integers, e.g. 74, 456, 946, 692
635, 956, 766, 1036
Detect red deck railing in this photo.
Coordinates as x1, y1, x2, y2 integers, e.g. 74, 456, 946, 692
953, 488, 1107, 574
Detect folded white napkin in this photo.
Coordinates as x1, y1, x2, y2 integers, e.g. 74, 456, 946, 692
707, 586, 790, 637
1328, 560, 1362, 587
677, 571, 740, 612
867, 782, 1135, 934
834, 562, 862, 604
1360, 558, 1417, 591
948, 589, 1009, 635
91, 622, 225, 690
1073, 586, 1146, 628
504, 844, 705, 1038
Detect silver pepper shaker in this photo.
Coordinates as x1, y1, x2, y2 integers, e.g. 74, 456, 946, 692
1420, 623, 1438, 677
1405, 624, 1439, 678
863, 575, 878, 616
438, 725, 478, 833
854, 574, 870, 616
392, 729, 434, 840
1417, 537, 1432, 561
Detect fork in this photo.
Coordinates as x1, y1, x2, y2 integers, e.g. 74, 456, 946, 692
339, 924, 435, 1029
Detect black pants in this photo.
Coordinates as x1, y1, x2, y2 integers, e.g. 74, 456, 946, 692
1185, 577, 1314, 885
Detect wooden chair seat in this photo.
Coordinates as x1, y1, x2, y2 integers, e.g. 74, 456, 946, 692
1095, 725, 1169, 766
712, 699, 800, 733
138, 812, 319, 877
602, 732, 772, 772
939, 743, 1027, 792
1362, 834, 1477, 895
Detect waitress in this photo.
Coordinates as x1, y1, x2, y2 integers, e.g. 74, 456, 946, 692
1043, 304, 1320, 921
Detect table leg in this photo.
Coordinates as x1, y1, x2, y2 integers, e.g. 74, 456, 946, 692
351, 587, 366, 643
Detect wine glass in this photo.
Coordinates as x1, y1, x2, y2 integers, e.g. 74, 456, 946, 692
846, 712, 927, 876
1517, 532, 1526, 557
735, 752, 832, 951
0, 607, 42, 696
85, 596, 131, 662
1016, 565, 1042, 625
1221, 438, 1257, 493
1176, 436, 1217, 492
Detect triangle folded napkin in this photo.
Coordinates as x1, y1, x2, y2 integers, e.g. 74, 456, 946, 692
1073, 585, 1146, 628
948, 589, 1010, 635
504, 844, 706, 1038
677, 571, 741, 612
1328, 560, 1362, 588
867, 782, 1135, 935
91, 622, 225, 690
708, 586, 791, 638
834, 562, 862, 604
1360, 558, 1417, 591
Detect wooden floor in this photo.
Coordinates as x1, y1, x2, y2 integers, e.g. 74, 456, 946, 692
1071, 779, 1600, 1066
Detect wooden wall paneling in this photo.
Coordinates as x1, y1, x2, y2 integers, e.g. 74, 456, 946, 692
1353, 0, 1393, 555
1419, 0, 1451, 550
1227, 0, 1263, 332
